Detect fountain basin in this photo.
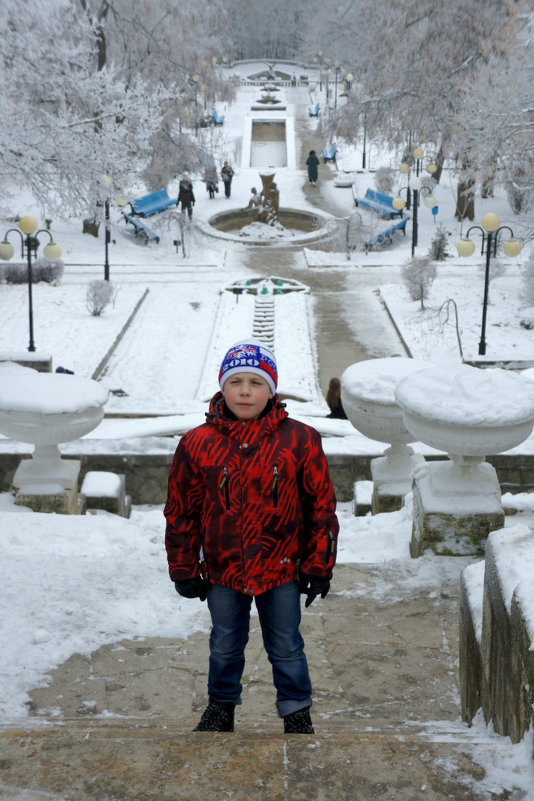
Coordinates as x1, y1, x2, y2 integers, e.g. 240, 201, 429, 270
199, 207, 333, 247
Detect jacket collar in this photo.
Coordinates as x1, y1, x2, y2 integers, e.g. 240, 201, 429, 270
205, 392, 287, 441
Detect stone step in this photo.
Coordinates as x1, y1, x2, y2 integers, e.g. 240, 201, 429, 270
0, 719, 494, 801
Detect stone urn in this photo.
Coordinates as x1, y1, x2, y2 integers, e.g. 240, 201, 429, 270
0, 363, 108, 508
394, 363, 534, 556
340, 357, 431, 513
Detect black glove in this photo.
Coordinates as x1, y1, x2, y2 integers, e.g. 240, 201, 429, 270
298, 574, 330, 608
174, 576, 208, 601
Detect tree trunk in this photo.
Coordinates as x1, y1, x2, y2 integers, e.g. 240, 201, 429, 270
455, 178, 475, 221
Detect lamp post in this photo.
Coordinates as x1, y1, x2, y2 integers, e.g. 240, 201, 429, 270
393, 181, 437, 257
398, 146, 437, 211
325, 67, 332, 105
0, 216, 62, 352
361, 96, 370, 169
313, 52, 323, 91
333, 61, 341, 109
99, 176, 127, 282
456, 213, 521, 356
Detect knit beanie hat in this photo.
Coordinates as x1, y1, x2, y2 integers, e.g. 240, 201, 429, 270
219, 339, 278, 395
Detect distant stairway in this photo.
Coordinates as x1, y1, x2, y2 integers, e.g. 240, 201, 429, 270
252, 293, 275, 348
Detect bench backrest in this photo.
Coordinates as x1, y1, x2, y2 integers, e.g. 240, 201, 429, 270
364, 188, 394, 208
133, 189, 170, 210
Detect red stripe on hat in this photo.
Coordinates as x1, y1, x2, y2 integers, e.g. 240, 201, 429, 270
259, 359, 277, 386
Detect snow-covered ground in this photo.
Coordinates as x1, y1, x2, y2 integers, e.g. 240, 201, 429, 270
1, 65, 534, 795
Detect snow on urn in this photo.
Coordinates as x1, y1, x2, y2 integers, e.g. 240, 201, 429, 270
0, 363, 108, 513
394, 363, 534, 557
340, 357, 431, 514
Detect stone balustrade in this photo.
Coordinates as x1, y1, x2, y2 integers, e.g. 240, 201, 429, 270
460, 525, 534, 744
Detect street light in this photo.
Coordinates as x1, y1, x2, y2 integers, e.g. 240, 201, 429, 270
456, 213, 521, 356
333, 61, 341, 109
393, 180, 437, 257
361, 96, 371, 169
99, 175, 127, 282
325, 67, 332, 105
313, 52, 324, 91
0, 216, 61, 352
398, 146, 436, 210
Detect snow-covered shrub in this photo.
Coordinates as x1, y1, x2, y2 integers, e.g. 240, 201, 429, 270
428, 224, 449, 261
401, 256, 437, 310
3, 258, 64, 284
480, 258, 505, 284
86, 280, 114, 316
374, 167, 394, 194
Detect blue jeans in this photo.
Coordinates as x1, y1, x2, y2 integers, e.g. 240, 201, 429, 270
206, 581, 312, 718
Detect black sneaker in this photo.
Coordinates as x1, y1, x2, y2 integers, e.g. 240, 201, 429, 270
283, 707, 314, 734
194, 700, 235, 732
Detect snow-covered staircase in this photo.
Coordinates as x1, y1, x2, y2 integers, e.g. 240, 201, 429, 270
252, 293, 275, 348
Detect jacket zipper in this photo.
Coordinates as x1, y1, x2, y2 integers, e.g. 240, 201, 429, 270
272, 465, 279, 508
219, 466, 230, 510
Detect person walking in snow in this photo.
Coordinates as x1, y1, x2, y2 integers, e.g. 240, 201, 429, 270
178, 179, 195, 218
221, 161, 234, 198
306, 150, 320, 186
164, 338, 339, 734
203, 164, 219, 199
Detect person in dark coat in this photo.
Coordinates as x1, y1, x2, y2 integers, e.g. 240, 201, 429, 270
325, 377, 347, 419
165, 338, 339, 735
306, 150, 320, 186
203, 165, 219, 199
221, 161, 234, 198
178, 179, 195, 218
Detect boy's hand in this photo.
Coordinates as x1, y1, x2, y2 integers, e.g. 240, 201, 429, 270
174, 576, 208, 601
298, 574, 330, 608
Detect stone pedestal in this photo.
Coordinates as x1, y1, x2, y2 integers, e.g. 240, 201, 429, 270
371, 449, 425, 514
15, 483, 82, 515
410, 461, 504, 557
81, 471, 131, 518
352, 480, 372, 516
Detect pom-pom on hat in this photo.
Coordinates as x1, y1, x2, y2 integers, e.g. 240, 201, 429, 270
219, 339, 278, 395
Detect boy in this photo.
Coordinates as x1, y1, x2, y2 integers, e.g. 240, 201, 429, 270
164, 339, 338, 733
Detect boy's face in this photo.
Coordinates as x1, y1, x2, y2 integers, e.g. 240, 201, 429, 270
222, 373, 273, 421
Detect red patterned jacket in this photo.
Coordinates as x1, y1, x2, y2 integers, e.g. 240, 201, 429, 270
164, 393, 339, 596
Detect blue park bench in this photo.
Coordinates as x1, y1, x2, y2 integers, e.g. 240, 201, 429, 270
355, 188, 404, 219
122, 212, 160, 244
322, 142, 337, 163
308, 102, 320, 117
130, 189, 177, 217
212, 109, 225, 126
365, 217, 409, 252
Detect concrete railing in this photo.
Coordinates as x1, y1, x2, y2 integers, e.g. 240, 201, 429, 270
460, 525, 534, 745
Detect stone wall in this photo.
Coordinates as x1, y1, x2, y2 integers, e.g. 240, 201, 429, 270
1, 448, 534, 505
